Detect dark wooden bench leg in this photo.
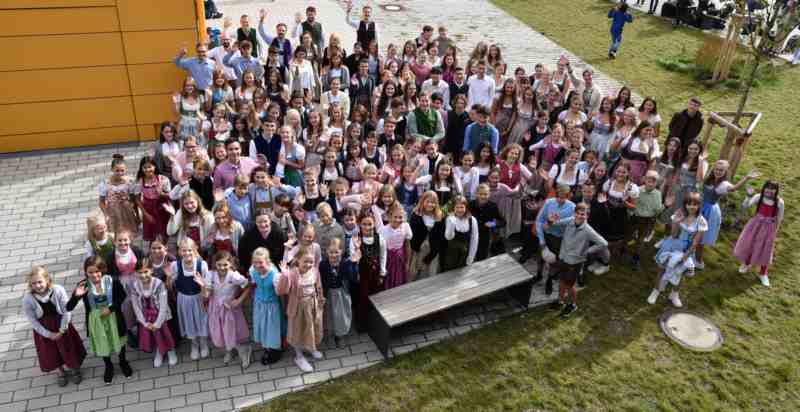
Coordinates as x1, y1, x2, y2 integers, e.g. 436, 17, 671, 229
368, 306, 392, 360
507, 279, 534, 310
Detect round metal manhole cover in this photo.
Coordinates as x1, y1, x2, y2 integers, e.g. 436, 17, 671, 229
659, 311, 723, 352
380, 4, 404, 12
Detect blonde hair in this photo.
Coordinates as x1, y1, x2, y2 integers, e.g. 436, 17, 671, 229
251, 247, 271, 264
413, 190, 443, 221
27, 266, 52, 292
316, 202, 333, 216
177, 238, 199, 257
327, 238, 342, 253
86, 214, 108, 242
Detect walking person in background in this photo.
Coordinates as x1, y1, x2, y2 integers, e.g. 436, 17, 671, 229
608, 2, 634, 59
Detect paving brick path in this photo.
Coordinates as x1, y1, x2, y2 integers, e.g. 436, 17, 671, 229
0, 1, 628, 411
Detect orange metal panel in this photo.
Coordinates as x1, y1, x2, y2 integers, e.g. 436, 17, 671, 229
132, 94, 178, 125
0, 0, 115, 9
0, 126, 139, 153
0, 7, 119, 37
0, 97, 135, 136
127, 63, 186, 96
0, 66, 130, 105
137, 124, 158, 141
122, 29, 197, 65
1, 33, 125, 71
116, 0, 196, 32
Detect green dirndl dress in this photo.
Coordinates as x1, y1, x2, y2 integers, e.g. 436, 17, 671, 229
87, 277, 125, 357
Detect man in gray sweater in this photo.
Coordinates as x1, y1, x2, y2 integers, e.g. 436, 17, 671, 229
544, 202, 609, 318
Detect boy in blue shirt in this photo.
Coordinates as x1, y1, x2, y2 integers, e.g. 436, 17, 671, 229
608, 3, 634, 59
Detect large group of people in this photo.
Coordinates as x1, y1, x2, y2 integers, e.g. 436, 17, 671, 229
24, 3, 784, 390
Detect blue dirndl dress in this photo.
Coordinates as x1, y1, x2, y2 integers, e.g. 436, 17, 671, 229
251, 267, 287, 350
655, 214, 708, 287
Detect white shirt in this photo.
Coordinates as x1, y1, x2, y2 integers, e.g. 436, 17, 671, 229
444, 215, 479, 266
421, 78, 451, 109
467, 75, 496, 108
454, 166, 480, 200
379, 223, 413, 251
208, 46, 238, 80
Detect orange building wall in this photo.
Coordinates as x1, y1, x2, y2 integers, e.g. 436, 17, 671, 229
0, 0, 202, 153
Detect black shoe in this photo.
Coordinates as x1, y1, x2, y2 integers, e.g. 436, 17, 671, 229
544, 277, 553, 295
517, 253, 531, 264
119, 360, 133, 378
103, 364, 114, 384
267, 349, 282, 364
261, 352, 270, 366
334, 336, 341, 348
532, 272, 543, 285
559, 303, 577, 318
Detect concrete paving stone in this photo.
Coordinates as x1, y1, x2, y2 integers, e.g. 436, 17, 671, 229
185, 390, 216, 406
284, 365, 304, 377
425, 328, 452, 341
302, 371, 331, 385
27, 394, 60, 410
244, 380, 276, 396
59, 389, 94, 405
257, 368, 286, 382
123, 378, 154, 393
233, 394, 263, 410
154, 373, 184, 389
12, 385, 45, 402
365, 350, 384, 362
229, 372, 259, 387
155, 395, 186, 411
107, 393, 140, 408
138, 387, 171, 403
214, 384, 245, 400
401, 333, 427, 345
312, 358, 341, 371
261, 389, 291, 402
91, 382, 124, 399
183, 369, 214, 384
392, 344, 418, 356
170, 382, 200, 397
347, 341, 378, 353
0, 401, 27, 412
0, 378, 32, 392
167, 361, 198, 375
43, 404, 76, 412
199, 377, 229, 392
200, 399, 232, 412
274, 375, 303, 390
322, 347, 350, 359
212, 364, 243, 379
0, 391, 11, 404
74, 397, 107, 412
339, 353, 368, 367
172, 406, 202, 412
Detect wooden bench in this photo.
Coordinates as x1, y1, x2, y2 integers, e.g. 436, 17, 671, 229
368, 254, 534, 359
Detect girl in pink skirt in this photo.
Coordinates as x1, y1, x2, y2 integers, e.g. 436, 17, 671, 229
200, 251, 252, 368
379, 202, 413, 289
734, 181, 784, 287
131, 261, 177, 368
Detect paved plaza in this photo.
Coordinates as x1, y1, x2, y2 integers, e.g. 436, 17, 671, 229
0, 1, 630, 411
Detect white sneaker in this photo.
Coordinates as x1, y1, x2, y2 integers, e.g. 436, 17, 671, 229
738, 264, 750, 274
647, 289, 660, 305
167, 350, 178, 366
200, 339, 210, 359
593, 265, 610, 275
669, 291, 682, 308
311, 350, 324, 360
153, 352, 163, 368
759, 275, 770, 287
190, 341, 199, 360
586, 262, 600, 273
223, 351, 232, 365
294, 356, 313, 372
695, 261, 705, 270
654, 239, 664, 249
644, 230, 654, 243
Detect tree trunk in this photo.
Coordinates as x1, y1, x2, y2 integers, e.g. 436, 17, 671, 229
720, 51, 762, 162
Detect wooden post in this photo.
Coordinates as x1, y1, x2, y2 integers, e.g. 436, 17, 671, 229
700, 117, 715, 149
196, 0, 207, 43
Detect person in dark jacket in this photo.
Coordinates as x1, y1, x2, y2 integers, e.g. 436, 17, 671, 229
444, 94, 472, 161
668, 97, 704, 148
579, 182, 612, 280
238, 210, 287, 272
469, 183, 506, 262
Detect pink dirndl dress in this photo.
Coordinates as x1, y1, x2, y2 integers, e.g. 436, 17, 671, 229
206, 271, 250, 351
733, 203, 778, 267
116, 254, 139, 331
138, 295, 176, 354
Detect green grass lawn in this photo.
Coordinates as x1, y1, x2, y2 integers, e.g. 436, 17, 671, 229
254, 1, 800, 410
